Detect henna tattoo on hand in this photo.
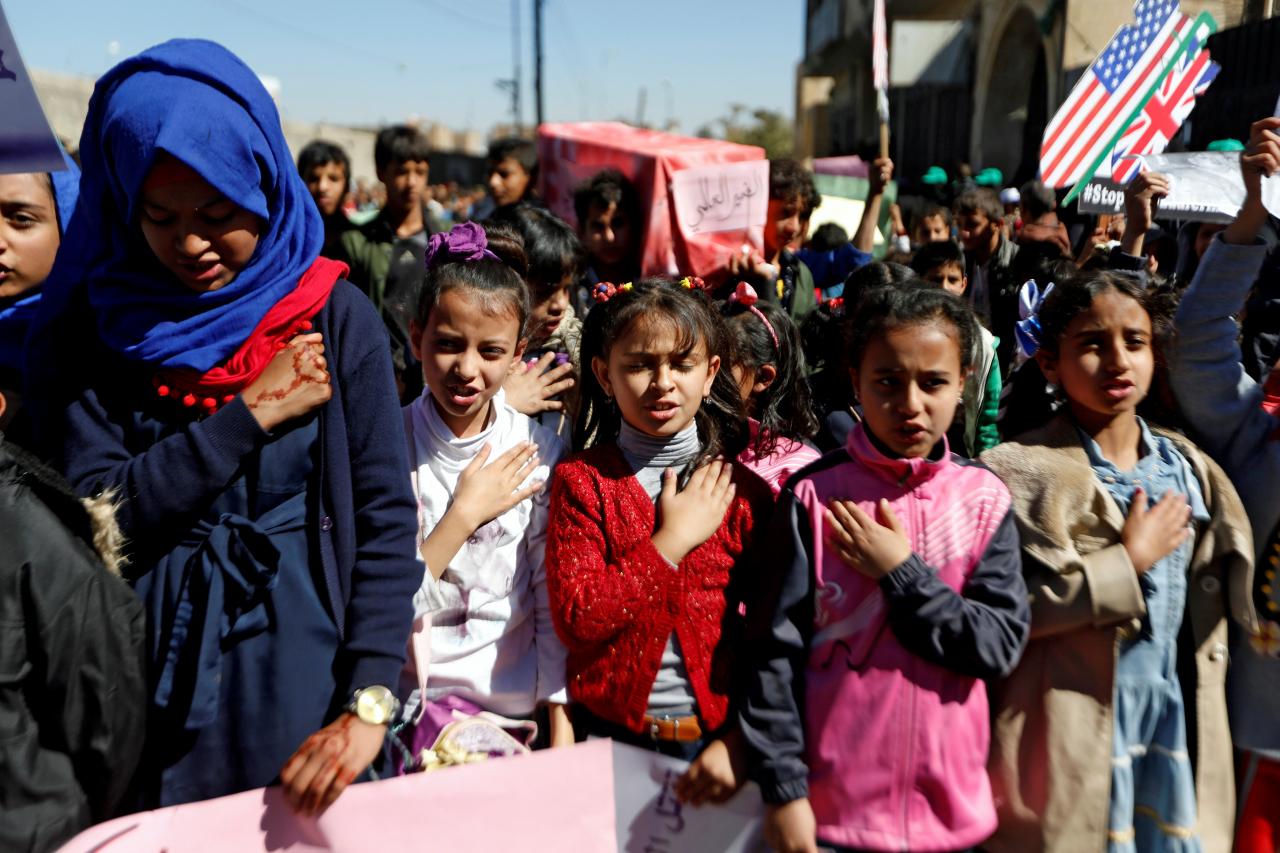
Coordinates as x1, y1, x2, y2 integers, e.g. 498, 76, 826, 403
247, 347, 326, 410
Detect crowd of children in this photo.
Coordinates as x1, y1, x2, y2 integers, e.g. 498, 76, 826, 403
4, 38, 1280, 853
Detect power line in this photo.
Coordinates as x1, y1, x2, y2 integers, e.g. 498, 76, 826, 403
404, 0, 513, 32
219, 0, 395, 66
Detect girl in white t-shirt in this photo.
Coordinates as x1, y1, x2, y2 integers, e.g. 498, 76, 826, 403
399, 223, 571, 762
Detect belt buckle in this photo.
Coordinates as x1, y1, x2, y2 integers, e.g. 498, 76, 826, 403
649, 714, 674, 741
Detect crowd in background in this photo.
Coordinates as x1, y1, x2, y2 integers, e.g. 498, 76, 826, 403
5, 36, 1280, 853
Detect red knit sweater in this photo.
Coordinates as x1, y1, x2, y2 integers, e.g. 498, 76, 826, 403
545, 444, 772, 734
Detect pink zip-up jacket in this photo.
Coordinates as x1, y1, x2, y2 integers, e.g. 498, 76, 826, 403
740, 424, 1030, 851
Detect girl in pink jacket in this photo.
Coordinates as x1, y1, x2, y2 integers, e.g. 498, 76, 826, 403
741, 283, 1030, 852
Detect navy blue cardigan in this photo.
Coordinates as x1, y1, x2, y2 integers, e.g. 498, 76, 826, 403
58, 281, 419, 700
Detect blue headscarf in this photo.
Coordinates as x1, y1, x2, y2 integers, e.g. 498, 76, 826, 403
38, 39, 324, 373
0, 148, 80, 376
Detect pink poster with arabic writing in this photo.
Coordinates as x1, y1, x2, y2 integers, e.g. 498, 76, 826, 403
537, 122, 766, 280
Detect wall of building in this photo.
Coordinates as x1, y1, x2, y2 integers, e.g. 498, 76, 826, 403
30, 68, 482, 186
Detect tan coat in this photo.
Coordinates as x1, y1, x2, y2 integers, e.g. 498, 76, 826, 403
980, 416, 1257, 853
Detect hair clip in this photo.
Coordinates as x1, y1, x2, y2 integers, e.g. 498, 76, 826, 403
592, 282, 618, 303
729, 281, 759, 307
730, 281, 779, 351
826, 296, 845, 315
1014, 279, 1055, 360
678, 275, 707, 291
618, 282, 633, 293
424, 222, 500, 271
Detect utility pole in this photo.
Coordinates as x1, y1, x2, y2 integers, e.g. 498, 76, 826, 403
512, 0, 522, 130
495, 0, 522, 131
534, 0, 545, 127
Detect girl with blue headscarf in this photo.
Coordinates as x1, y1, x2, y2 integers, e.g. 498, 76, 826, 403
36, 40, 420, 812
0, 152, 78, 436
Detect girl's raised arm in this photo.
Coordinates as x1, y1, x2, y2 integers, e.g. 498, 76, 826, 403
1170, 118, 1280, 474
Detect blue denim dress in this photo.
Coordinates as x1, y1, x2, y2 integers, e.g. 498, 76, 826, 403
1080, 421, 1209, 852
133, 415, 338, 806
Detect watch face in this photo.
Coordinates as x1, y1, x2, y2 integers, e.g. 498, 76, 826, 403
355, 686, 396, 725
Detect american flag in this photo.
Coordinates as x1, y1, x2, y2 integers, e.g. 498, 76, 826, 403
1110, 37, 1219, 183
1039, 0, 1195, 189
873, 0, 889, 122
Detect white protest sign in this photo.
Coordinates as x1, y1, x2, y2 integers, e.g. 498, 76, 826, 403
670, 159, 768, 237
1134, 151, 1280, 223
0, 1, 68, 174
611, 742, 766, 853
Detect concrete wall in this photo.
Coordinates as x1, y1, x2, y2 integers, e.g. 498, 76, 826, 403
29, 68, 480, 186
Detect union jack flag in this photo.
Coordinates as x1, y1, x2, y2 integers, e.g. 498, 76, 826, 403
1040, 0, 1196, 189
1109, 36, 1219, 183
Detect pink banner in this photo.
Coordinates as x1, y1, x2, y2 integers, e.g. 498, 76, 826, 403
59, 739, 618, 852
537, 121, 766, 280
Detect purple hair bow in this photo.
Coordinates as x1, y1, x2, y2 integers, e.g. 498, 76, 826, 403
424, 222, 500, 270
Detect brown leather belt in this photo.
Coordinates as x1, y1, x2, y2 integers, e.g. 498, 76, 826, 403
641, 714, 703, 742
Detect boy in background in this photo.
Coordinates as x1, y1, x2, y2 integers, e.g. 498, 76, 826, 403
572, 168, 641, 311
910, 240, 1001, 455
296, 140, 353, 259
484, 137, 539, 218
955, 187, 1019, 365
342, 125, 443, 317
912, 204, 953, 247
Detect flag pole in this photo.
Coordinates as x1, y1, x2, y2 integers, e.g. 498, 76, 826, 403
878, 92, 890, 160
872, 0, 889, 161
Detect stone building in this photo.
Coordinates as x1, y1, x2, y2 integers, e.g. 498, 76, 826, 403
796, 0, 1258, 181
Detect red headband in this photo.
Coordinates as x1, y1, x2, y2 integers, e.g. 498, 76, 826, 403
729, 282, 779, 351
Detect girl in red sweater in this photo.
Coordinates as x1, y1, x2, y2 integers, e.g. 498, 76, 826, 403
545, 277, 772, 805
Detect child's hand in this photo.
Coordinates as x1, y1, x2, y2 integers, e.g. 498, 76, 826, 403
1121, 487, 1191, 574
763, 798, 818, 853
450, 441, 542, 531
1226, 116, 1280, 244
826, 498, 912, 580
869, 156, 894, 197
503, 352, 575, 416
280, 713, 385, 816
727, 247, 779, 282
674, 731, 746, 806
652, 461, 736, 564
1122, 172, 1169, 239
243, 333, 331, 432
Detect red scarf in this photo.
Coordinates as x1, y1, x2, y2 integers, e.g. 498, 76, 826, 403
155, 257, 347, 410
1261, 368, 1280, 440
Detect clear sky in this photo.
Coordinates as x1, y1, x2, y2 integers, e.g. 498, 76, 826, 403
5, 0, 803, 135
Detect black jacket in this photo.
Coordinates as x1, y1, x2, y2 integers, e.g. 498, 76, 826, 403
0, 439, 146, 853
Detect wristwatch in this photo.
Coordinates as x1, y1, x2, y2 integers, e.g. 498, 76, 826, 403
344, 685, 400, 726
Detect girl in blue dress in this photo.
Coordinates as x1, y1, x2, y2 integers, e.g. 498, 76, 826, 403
37, 40, 420, 814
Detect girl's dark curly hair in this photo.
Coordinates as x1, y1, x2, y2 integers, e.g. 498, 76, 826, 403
575, 278, 748, 465
845, 280, 980, 377
720, 294, 817, 456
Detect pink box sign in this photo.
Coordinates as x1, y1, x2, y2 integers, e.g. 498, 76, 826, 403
537, 122, 766, 279
59, 740, 618, 852
57, 740, 765, 852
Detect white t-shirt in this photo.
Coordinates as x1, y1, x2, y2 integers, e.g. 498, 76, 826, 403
403, 388, 569, 717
